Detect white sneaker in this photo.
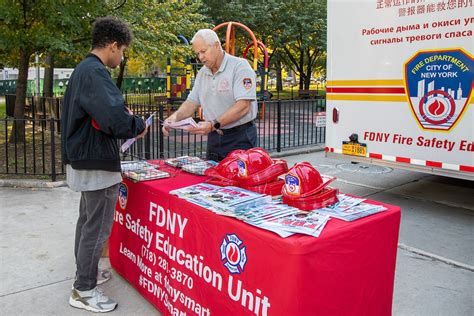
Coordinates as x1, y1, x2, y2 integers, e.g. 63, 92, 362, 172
97, 269, 112, 285
69, 287, 117, 313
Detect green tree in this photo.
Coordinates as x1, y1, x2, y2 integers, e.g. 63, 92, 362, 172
202, 0, 327, 90
0, 0, 105, 142
274, 0, 326, 89
112, 0, 210, 88
0, 0, 208, 142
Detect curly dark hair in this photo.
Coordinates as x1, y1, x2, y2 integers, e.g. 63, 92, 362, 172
91, 16, 133, 49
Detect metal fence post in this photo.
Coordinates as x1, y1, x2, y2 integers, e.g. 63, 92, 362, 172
144, 114, 151, 160
50, 118, 56, 182
277, 99, 282, 152
159, 103, 164, 158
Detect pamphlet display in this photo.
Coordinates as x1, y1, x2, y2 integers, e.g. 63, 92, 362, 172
171, 183, 336, 238
109, 172, 401, 316
182, 160, 218, 175
120, 160, 170, 182
317, 194, 387, 221
165, 156, 204, 168
165, 156, 218, 175
239, 203, 331, 238
170, 183, 271, 213
121, 151, 387, 240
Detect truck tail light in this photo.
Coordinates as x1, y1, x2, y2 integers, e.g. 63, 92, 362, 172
332, 107, 339, 123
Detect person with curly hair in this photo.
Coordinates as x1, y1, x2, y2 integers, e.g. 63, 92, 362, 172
61, 16, 147, 313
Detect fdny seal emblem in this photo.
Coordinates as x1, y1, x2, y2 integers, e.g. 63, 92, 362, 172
118, 182, 128, 210
404, 48, 473, 131
285, 173, 300, 196
220, 234, 247, 274
243, 78, 252, 90
237, 159, 248, 177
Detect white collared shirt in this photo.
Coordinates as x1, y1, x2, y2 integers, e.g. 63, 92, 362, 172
187, 53, 257, 129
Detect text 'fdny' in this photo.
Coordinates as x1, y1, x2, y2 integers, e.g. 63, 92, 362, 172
149, 202, 189, 238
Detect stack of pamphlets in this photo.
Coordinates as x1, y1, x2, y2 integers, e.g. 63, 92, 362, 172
172, 183, 331, 238
182, 160, 218, 175
170, 183, 271, 213
316, 193, 387, 221
120, 160, 169, 182
257, 210, 331, 238
124, 169, 170, 182
163, 117, 199, 131
165, 156, 204, 168
121, 160, 158, 172
235, 202, 300, 225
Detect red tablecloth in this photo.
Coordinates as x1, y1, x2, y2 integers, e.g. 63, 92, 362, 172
109, 167, 400, 316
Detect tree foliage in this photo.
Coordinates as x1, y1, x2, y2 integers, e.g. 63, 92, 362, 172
0, 0, 210, 123
0, 0, 106, 143
0, 1, 103, 67
110, 0, 210, 87
202, 0, 327, 90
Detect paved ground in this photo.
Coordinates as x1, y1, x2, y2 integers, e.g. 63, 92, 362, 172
0, 150, 473, 315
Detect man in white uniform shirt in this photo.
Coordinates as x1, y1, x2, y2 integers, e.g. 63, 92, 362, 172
163, 29, 258, 161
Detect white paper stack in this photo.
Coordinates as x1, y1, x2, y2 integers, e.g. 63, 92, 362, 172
316, 193, 387, 221
163, 117, 199, 131
262, 211, 331, 237
182, 160, 218, 175
123, 169, 170, 182
120, 160, 169, 182
165, 156, 203, 168
120, 160, 158, 172
170, 183, 271, 213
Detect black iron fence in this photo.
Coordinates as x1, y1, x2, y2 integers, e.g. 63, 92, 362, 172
0, 117, 63, 181
1, 96, 326, 180
5, 94, 63, 122
121, 99, 326, 160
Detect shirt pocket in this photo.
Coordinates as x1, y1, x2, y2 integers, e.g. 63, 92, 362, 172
217, 77, 231, 92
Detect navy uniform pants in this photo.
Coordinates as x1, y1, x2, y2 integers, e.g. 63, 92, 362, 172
206, 122, 257, 161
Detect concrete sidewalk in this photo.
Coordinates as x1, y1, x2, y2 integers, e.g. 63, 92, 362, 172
0, 150, 472, 315
0, 186, 157, 315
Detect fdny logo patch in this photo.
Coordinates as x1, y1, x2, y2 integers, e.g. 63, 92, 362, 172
237, 159, 247, 177
285, 173, 300, 196
220, 234, 247, 274
404, 48, 473, 131
243, 78, 252, 90
118, 182, 128, 210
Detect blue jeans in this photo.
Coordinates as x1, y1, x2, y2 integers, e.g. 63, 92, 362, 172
207, 123, 257, 161
73, 184, 119, 291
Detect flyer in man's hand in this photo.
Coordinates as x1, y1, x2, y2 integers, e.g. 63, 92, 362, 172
121, 112, 156, 153
164, 117, 199, 131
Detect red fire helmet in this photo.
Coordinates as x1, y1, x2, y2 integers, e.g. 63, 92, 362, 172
204, 150, 245, 186
282, 162, 335, 198
283, 187, 339, 211
241, 179, 285, 196
235, 148, 288, 186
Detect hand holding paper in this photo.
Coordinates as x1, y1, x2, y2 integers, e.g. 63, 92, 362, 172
121, 112, 155, 152
163, 117, 199, 131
